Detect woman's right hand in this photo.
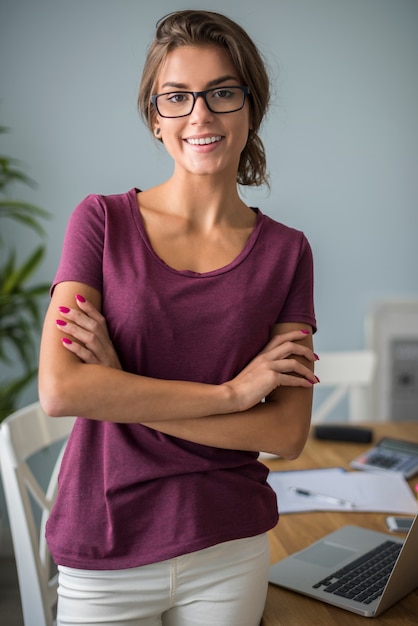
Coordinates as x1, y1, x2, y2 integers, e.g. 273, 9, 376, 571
225, 329, 318, 412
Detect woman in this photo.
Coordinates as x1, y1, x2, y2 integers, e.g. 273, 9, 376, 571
39, 9, 318, 626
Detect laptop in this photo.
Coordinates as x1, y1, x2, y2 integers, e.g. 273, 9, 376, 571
269, 512, 418, 617
350, 437, 418, 479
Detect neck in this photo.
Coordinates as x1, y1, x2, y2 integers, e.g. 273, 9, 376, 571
161, 171, 248, 227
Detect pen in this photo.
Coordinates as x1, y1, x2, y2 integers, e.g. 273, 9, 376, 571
289, 486, 356, 509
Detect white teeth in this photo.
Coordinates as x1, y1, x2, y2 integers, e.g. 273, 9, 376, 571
187, 136, 222, 145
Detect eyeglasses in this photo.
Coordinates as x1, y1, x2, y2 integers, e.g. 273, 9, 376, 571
150, 86, 250, 118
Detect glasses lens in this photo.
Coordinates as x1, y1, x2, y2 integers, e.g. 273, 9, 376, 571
206, 87, 246, 113
155, 87, 246, 118
156, 92, 194, 117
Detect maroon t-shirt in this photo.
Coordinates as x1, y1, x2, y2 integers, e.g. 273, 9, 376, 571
46, 188, 316, 569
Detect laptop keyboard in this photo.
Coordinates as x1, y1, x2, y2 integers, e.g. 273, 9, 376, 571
313, 540, 402, 605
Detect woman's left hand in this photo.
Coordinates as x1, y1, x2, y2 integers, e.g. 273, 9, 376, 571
56, 295, 122, 369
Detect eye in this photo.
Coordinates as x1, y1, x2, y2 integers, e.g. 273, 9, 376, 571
164, 92, 192, 104
212, 88, 235, 100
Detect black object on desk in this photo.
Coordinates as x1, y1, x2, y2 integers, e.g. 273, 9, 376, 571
314, 424, 373, 443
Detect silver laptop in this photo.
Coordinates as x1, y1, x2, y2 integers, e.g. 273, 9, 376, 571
269, 513, 418, 617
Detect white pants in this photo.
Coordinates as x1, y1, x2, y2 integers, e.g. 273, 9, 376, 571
57, 533, 270, 626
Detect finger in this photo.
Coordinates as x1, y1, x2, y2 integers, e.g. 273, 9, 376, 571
56, 317, 96, 344
264, 354, 317, 381
260, 341, 317, 364
61, 337, 100, 364
260, 329, 311, 354
276, 372, 318, 387
75, 294, 105, 323
276, 359, 319, 384
58, 303, 107, 334
57, 318, 122, 369
55, 318, 107, 359
59, 324, 117, 365
57, 303, 109, 342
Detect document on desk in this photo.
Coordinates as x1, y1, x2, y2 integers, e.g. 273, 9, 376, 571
267, 468, 418, 514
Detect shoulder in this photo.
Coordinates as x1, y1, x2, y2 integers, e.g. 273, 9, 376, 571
72, 188, 138, 217
257, 210, 311, 252
62, 189, 139, 249
259, 210, 302, 236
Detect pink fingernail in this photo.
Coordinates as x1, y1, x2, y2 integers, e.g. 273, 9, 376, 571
300, 330, 310, 335
76, 294, 86, 303
58, 306, 70, 313
56, 319, 67, 326
308, 375, 320, 384
62, 337, 72, 344
314, 353, 320, 360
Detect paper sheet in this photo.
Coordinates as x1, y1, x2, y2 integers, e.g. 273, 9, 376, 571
267, 468, 418, 514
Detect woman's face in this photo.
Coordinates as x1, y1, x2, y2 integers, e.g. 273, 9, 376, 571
154, 45, 251, 181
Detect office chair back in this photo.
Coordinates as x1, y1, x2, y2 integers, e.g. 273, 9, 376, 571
312, 350, 376, 423
0, 402, 75, 626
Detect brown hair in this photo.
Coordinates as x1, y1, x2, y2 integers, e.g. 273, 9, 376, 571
138, 10, 270, 187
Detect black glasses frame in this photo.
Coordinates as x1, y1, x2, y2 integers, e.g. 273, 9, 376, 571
150, 86, 250, 118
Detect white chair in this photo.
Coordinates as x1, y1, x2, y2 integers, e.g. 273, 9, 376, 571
0, 401, 75, 626
312, 350, 376, 423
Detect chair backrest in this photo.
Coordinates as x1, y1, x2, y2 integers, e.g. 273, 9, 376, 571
0, 401, 75, 626
312, 350, 376, 423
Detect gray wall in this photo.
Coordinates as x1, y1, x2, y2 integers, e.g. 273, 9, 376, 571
1, 0, 418, 405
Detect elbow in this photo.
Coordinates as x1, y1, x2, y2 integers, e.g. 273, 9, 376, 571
271, 441, 303, 460
261, 438, 305, 460
285, 429, 311, 460
268, 421, 311, 460
39, 392, 69, 419
39, 397, 67, 419
284, 422, 311, 459
281, 445, 304, 461
38, 374, 76, 418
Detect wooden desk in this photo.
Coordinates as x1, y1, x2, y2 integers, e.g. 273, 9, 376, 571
262, 422, 418, 626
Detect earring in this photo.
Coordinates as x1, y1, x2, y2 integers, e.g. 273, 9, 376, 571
154, 127, 161, 138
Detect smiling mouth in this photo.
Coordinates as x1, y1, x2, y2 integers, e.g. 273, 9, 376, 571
186, 136, 222, 145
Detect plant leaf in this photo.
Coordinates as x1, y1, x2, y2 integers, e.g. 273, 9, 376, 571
0, 199, 50, 237
0, 369, 37, 422
0, 154, 37, 191
0, 125, 52, 418
1, 245, 45, 294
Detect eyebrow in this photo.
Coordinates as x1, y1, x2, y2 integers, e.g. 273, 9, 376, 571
160, 75, 239, 91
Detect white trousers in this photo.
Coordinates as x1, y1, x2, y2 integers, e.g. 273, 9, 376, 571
57, 533, 270, 626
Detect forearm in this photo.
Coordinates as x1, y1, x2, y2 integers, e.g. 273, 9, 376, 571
143, 387, 313, 459
39, 359, 233, 423
39, 283, 235, 422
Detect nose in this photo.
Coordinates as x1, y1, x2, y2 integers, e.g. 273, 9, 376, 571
190, 94, 214, 122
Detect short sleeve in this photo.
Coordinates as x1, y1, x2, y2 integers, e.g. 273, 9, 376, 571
51, 195, 105, 295
276, 235, 317, 332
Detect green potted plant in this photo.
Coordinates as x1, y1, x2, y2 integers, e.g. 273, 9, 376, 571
0, 124, 50, 421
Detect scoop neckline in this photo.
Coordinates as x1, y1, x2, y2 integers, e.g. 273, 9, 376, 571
128, 188, 264, 278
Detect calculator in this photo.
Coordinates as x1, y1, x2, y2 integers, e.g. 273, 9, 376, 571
350, 437, 418, 478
